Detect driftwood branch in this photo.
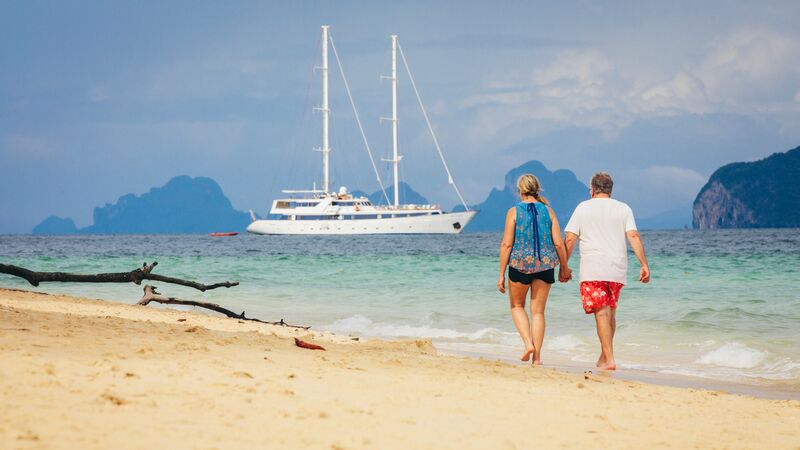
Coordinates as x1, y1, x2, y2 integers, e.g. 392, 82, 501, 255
138, 285, 310, 329
0, 262, 238, 291
0, 262, 308, 329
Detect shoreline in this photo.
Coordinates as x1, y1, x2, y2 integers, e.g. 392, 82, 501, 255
435, 345, 800, 401
2, 287, 799, 449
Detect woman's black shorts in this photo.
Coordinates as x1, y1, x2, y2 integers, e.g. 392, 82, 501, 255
508, 266, 555, 285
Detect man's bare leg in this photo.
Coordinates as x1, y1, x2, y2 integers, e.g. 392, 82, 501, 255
509, 281, 535, 361
611, 307, 617, 339
529, 280, 552, 366
594, 306, 616, 370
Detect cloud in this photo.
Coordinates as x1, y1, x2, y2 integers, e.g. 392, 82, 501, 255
456, 27, 800, 148
638, 72, 710, 114
145, 56, 274, 101
636, 165, 707, 197
639, 28, 800, 115
89, 85, 111, 102
613, 165, 709, 216
95, 119, 251, 158
697, 28, 800, 104
532, 49, 613, 89
0, 135, 57, 161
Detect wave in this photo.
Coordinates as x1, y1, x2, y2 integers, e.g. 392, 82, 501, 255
321, 316, 800, 383
695, 342, 767, 369
324, 316, 598, 354
545, 334, 588, 351
322, 315, 519, 346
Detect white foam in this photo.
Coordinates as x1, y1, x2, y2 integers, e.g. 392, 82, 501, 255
322, 315, 518, 345
544, 334, 586, 351
323, 317, 800, 384
695, 342, 767, 369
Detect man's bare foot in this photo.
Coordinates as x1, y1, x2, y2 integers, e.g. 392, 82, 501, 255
596, 354, 606, 368
532, 359, 543, 367
520, 347, 535, 362
597, 360, 616, 370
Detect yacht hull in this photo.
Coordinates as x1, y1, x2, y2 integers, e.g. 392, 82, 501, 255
247, 211, 477, 235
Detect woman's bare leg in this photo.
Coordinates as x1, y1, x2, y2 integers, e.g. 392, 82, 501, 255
529, 280, 552, 366
508, 280, 534, 361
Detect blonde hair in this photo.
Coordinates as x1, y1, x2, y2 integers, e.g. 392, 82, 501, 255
516, 174, 549, 205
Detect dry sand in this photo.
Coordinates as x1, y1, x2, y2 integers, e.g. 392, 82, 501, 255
1, 288, 798, 449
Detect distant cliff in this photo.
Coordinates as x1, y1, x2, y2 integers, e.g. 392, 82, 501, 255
693, 145, 800, 229
33, 176, 250, 234
460, 160, 588, 232
32, 216, 78, 235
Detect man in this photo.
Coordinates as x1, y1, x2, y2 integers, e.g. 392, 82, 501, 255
564, 172, 650, 371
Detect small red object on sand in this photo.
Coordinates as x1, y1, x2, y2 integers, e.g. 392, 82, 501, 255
294, 338, 325, 351
209, 232, 239, 237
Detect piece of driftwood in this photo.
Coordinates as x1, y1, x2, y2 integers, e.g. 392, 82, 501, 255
0, 262, 238, 291
0, 262, 308, 330
138, 285, 310, 329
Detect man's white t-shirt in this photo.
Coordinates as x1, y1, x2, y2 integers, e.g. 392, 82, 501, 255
564, 198, 637, 284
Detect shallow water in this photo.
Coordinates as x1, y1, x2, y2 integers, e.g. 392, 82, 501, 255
1, 230, 799, 392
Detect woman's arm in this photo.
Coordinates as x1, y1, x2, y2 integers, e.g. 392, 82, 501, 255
498, 208, 516, 293
549, 207, 572, 282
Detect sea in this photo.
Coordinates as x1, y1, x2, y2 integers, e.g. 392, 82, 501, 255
2, 230, 799, 398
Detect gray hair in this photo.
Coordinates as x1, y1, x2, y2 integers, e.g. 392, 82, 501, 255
590, 172, 614, 195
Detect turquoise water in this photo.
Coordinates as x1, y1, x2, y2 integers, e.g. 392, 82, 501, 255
1, 230, 799, 391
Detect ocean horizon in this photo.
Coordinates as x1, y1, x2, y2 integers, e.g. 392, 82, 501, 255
2, 229, 798, 398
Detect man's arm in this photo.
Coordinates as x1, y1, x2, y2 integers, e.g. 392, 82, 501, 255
626, 230, 650, 283
565, 232, 578, 261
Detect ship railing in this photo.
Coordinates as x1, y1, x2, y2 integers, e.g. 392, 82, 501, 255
373, 204, 440, 211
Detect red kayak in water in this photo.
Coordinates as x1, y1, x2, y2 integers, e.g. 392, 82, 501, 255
209, 232, 239, 237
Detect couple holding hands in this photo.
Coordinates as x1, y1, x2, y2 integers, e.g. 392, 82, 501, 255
498, 172, 650, 370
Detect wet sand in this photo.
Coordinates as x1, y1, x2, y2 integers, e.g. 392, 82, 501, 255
436, 345, 800, 401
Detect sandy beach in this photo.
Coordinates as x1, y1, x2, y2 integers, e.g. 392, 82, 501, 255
1, 288, 798, 449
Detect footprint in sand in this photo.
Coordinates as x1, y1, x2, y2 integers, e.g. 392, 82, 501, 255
101, 392, 127, 406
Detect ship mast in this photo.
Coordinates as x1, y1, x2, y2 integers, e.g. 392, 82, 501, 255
314, 25, 331, 195
382, 35, 401, 207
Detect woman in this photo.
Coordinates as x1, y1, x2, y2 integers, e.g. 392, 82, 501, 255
498, 174, 571, 365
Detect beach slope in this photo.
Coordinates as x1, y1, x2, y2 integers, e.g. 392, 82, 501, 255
1, 288, 798, 449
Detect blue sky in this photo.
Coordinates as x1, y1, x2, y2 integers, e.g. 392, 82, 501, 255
2, 1, 799, 232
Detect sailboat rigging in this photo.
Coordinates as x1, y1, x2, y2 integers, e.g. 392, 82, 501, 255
246, 25, 477, 235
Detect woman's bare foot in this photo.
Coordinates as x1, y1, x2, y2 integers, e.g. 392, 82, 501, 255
520, 347, 535, 362
531, 350, 543, 366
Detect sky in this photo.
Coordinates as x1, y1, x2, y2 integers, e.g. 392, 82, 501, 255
2, 0, 800, 232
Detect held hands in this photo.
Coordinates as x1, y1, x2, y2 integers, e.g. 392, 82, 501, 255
497, 275, 506, 294
558, 265, 572, 283
639, 265, 651, 283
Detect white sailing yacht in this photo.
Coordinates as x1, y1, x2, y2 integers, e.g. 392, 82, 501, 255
247, 26, 477, 235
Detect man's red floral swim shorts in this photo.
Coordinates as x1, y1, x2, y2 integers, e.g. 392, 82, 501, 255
580, 281, 624, 314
